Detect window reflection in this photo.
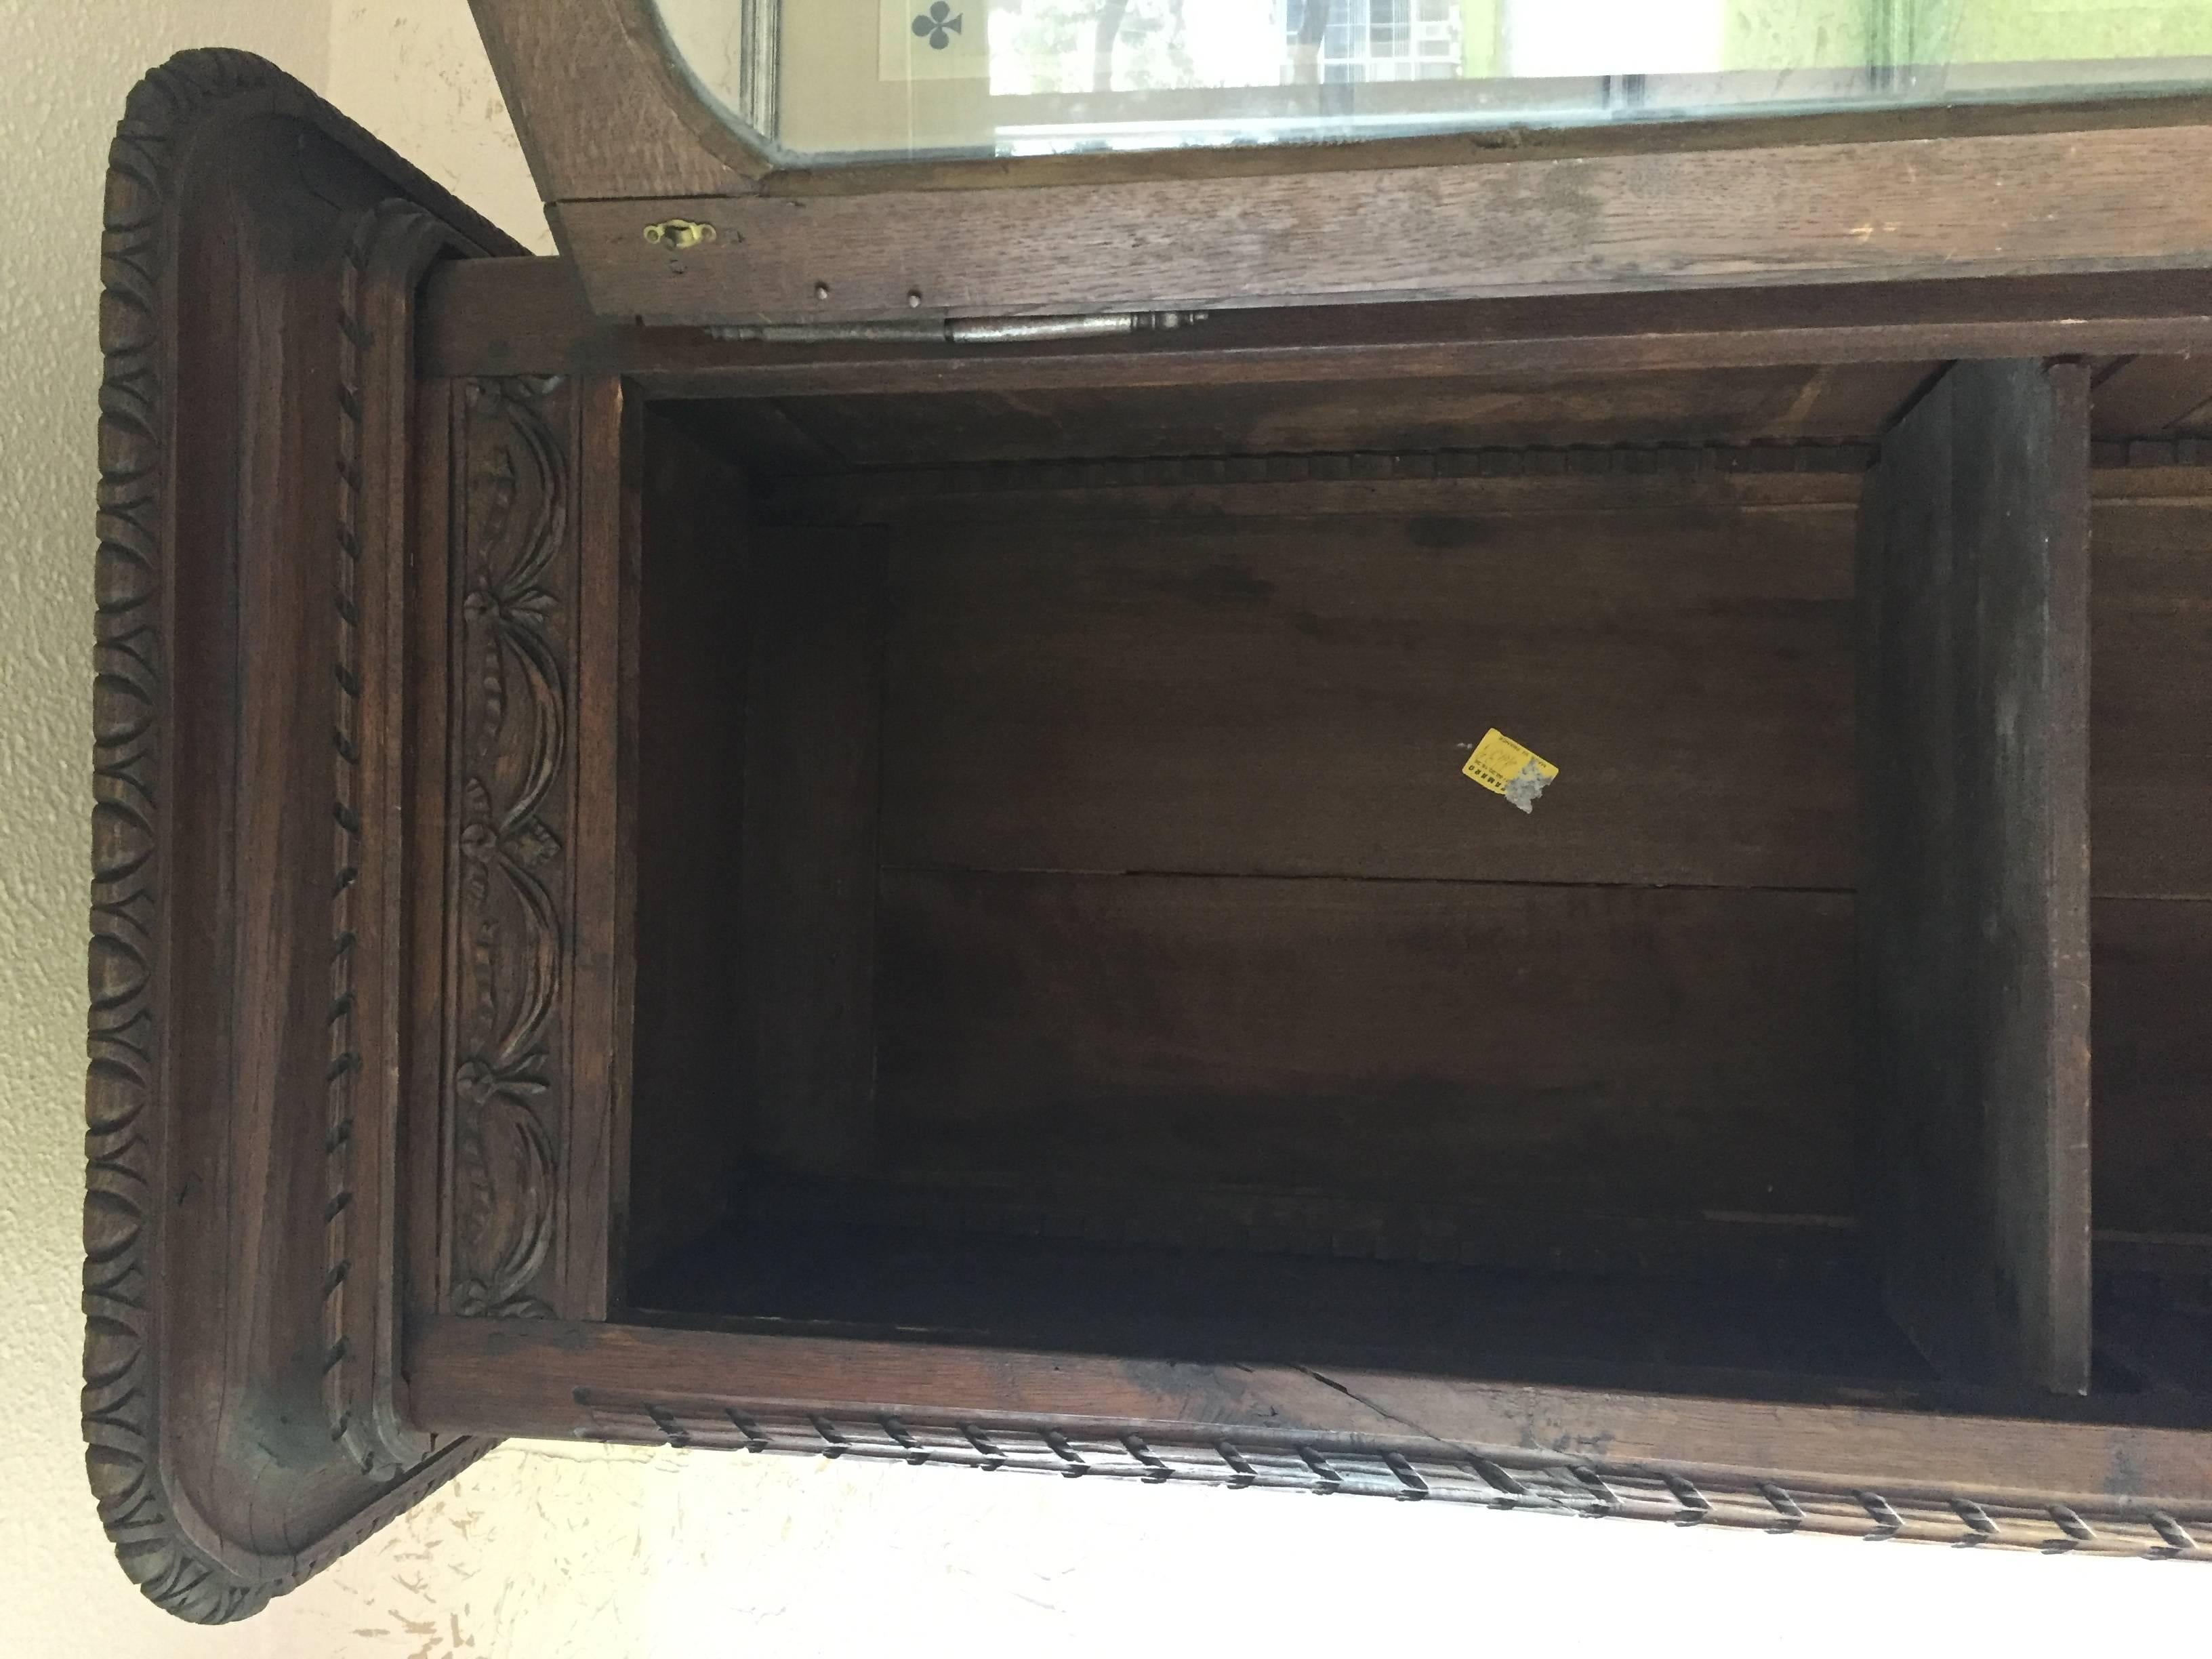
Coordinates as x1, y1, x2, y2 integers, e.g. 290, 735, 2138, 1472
654, 0, 2212, 163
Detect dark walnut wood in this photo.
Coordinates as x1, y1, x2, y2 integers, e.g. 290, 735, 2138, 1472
422, 258, 2212, 398
407, 367, 633, 1330
88, 30, 2212, 1626
618, 409, 752, 1293
409, 1317, 2212, 1561
472, 1, 2212, 329
561, 117, 2212, 327
84, 50, 516, 1622
1858, 361, 2095, 1393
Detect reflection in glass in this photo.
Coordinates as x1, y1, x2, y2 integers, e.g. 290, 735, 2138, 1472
653, 0, 2212, 165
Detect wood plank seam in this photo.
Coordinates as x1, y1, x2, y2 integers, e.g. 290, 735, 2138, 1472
783, 438, 1883, 499
771, 436, 2212, 514
2097, 436, 2212, 467
763, 438, 2212, 529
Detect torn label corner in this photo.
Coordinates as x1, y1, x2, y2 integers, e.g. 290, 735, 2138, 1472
1503, 759, 1551, 815
1462, 728, 1559, 813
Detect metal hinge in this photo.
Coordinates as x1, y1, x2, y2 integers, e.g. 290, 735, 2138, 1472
642, 218, 719, 251
708, 311, 1211, 346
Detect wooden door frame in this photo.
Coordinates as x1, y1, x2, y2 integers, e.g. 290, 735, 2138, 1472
474, 0, 2212, 327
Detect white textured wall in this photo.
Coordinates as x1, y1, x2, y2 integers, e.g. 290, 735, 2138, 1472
3, 3, 2212, 1654
0, 8, 331, 1653
329, 1, 550, 252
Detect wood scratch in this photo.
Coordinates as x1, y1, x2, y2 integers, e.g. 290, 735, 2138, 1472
1294, 1366, 1459, 1454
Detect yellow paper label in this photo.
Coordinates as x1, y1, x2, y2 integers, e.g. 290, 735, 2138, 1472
1463, 729, 1559, 814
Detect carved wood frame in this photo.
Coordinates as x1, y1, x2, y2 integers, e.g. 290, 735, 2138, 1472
424, 369, 628, 1330
87, 43, 2212, 1629
85, 50, 518, 1621
470, 0, 2212, 328
409, 1318, 2212, 1563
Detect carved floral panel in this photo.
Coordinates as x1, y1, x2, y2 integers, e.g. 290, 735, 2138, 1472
449, 374, 577, 1319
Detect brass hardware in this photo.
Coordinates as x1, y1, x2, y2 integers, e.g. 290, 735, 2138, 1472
642, 218, 718, 251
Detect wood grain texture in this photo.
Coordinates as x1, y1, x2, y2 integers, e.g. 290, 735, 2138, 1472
84, 49, 510, 1623
1857, 359, 2093, 1394
739, 531, 886, 1174
468, 0, 764, 200
406, 1314, 2212, 1556
565, 376, 630, 1320
713, 1170, 1866, 1288
622, 409, 754, 1286
434, 370, 628, 1325
426, 257, 2212, 394
325, 199, 468, 1483
641, 1210, 1919, 1392
2093, 354, 2212, 439
838, 465, 2211, 903
405, 377, 462, 1335
2093, 501, 2212, 900
880, 507, 1857, 888
2095, 900, 2212, 1242
779, 450, 1873, 531
875, 873, 1856, 1218
444, 375, 580, 1321
560, 124, 2212, 327
759, 363, 1933, 469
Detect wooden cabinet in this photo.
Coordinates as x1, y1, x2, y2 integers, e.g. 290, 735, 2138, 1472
85, 22, 2212, 1621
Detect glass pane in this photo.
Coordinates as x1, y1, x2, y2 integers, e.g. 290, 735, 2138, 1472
654, 0, 2212, 166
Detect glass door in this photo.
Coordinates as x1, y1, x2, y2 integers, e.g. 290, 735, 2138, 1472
655, 0, 2212, 165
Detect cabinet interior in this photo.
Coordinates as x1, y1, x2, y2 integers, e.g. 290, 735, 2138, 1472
621, 356, 2212, 1420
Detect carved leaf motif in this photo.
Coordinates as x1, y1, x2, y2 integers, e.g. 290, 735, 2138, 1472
449, 375, 571, 1320
452, 1073, 555, 1321
510, 817, 562, 867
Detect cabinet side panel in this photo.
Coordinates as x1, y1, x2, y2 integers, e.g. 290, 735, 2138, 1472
84, 49, 509, 1623
1858, 359, 2093, 1393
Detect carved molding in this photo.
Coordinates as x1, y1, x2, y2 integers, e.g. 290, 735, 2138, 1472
324, 198, 462, 1480
577, 1396, 2212, 1562
85, 49, 506, 1623
449, 375, 576, 1320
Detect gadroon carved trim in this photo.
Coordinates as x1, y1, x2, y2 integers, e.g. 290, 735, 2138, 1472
88, 46, 290, 1626
576, 1397, 2212, 1562
449, 375, 574, 1320
85, 49, 506, 1622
